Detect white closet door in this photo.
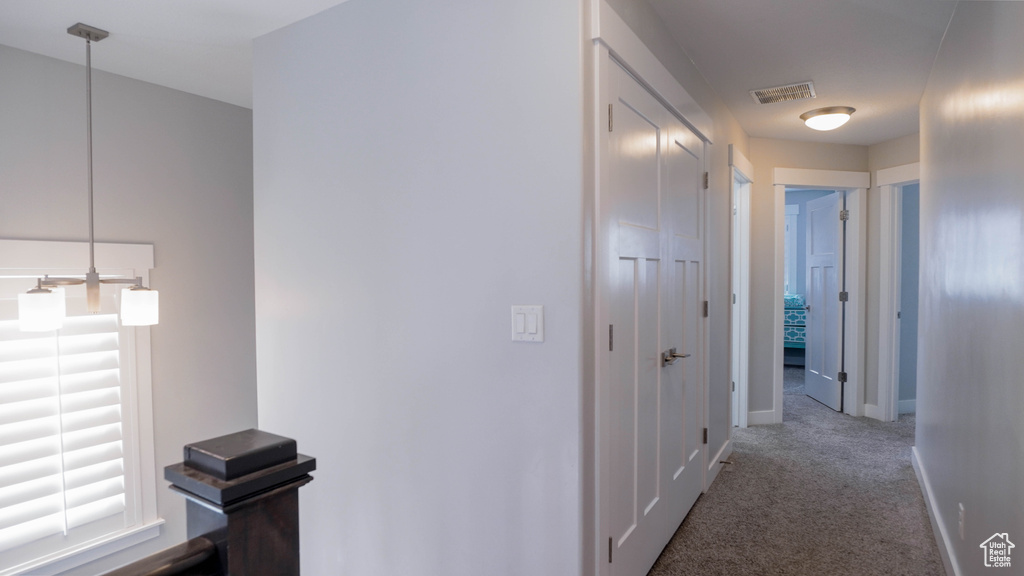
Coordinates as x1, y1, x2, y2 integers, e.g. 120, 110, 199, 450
600, 58, 705, 576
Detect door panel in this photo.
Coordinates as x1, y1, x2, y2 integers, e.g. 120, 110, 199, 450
804, 192, 842, 411
667, 129, 703, 510
609, 101, 661, 232
602, 59, 705, 576
609, 258, 638, 542
636, 258, 660, 516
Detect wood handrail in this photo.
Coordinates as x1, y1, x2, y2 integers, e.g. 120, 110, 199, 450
102, 536, 219, 576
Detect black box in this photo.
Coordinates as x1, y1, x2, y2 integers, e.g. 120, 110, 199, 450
184, 429, 297, 481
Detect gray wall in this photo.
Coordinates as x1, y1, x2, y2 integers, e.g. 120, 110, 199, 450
917, 3, 1024, 574
0, 45, 257, 573
898, 183, 919, 404
253, 1, 583, 573
785, 189, 833, 296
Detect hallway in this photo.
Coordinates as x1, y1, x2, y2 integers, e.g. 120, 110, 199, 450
647, 369, 942, 575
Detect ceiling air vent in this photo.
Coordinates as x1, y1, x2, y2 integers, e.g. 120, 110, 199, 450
750, 82, 816, 105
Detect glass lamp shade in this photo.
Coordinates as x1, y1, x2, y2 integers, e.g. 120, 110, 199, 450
121, 288, 159, 326
19, 287, 66, 332
800, 106, 856, 131
804, 113, 851, 131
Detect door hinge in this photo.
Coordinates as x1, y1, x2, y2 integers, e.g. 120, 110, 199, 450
703, 172, 709, 190
609, 324, 614, 351
839, 209, 850, 221
838, 371, 848, 383
703, 300, 709, 318
897, 311, 902, 319
608, 104, 613, 132
839, 291, 849, 302
609, 537, 613, 563
732, 381, 736, 392
703, 428, 708, 444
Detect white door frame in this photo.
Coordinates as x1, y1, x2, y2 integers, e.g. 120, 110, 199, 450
873, 162, 920, 422
773, 168, 869, 419
730, 145, 752, 428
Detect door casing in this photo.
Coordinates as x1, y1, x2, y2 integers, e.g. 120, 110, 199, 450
771, 168, 869, 420
872, 162, 920, 422
729, 145, 752, 428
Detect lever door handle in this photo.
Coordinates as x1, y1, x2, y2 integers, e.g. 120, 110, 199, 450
661, 348, 691, 367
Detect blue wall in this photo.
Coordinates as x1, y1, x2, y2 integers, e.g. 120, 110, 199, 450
899, 184, 920, 403
785, 189, 833, 296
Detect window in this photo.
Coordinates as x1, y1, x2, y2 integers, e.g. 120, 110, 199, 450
0, 240, 161, 576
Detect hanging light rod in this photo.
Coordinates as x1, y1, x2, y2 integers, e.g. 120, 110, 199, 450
18, 23, 158, 331
67, 22, 109, 42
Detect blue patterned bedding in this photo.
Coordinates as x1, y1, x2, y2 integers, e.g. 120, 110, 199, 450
784, 294, 806, 349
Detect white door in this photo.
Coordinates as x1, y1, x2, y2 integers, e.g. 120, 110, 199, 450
665, 107, 705, 521
601, 59, 705, 576
804, 192, 842, 411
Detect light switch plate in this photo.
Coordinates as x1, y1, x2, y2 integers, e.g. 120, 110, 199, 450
512, 305, 544, 342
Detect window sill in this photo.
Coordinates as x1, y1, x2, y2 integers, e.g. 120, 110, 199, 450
7, 520, 165, 576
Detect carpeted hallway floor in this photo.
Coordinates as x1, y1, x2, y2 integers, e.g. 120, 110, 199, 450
647, 366, 944, 576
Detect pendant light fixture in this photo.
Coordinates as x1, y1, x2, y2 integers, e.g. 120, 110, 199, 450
18, 23, 158, 332
800, 106, 856, 131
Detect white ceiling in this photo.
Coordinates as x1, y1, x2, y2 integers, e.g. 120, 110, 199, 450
649, 0, 958, 145
0, 0, 958, 144
0, 0, 351, 109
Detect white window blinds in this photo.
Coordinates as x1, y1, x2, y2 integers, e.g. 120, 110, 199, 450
0, 311, 128, 563
0, 240, 160, 575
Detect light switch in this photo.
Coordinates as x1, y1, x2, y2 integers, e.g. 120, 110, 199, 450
512, 305, 544, 342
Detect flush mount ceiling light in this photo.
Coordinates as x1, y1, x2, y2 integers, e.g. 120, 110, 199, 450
18, 23, 158, 332
800, 106, 856, 131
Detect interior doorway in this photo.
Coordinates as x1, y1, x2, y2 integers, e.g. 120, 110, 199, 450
772, 168, 869, 421
783, 189, 839, 410
897, 183, 920, 415
875, 163, 921, 421
782, 189, 833, 369
730, 145, 752, 428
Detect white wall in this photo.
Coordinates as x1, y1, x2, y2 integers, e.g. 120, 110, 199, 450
252, 1, 582, 574
916, 3, 1024, 574
0, 45, 257, 573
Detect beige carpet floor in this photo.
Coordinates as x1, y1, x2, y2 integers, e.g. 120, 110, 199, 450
647, 367, 944, 576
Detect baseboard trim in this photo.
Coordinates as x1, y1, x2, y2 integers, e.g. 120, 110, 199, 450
899, 399, 916, 414
864, 403, 883, 420
747, 410, 776, 426
912, 447, 960, 576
